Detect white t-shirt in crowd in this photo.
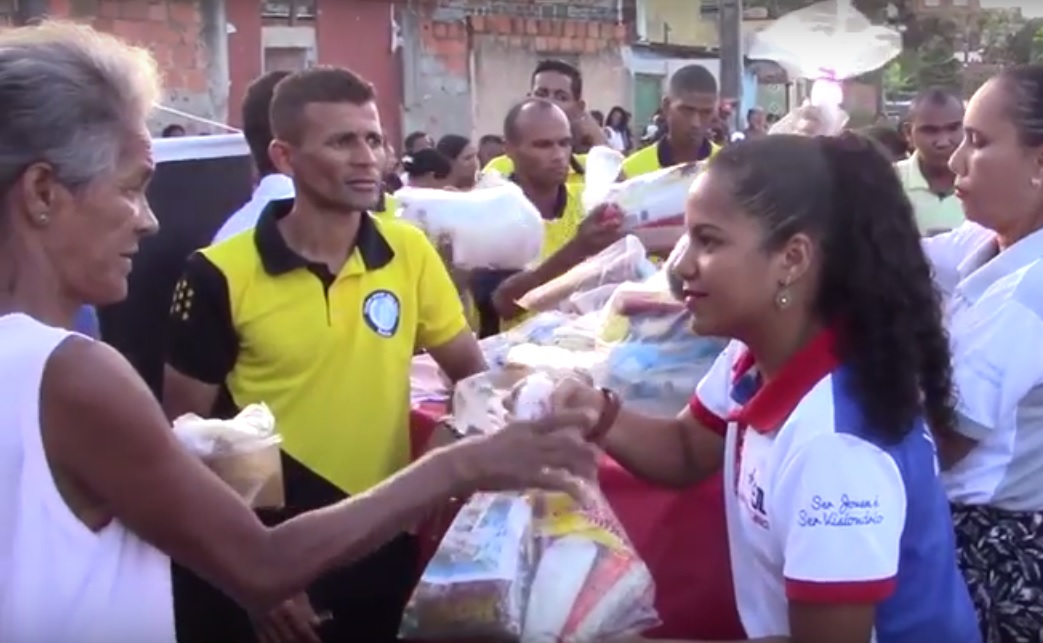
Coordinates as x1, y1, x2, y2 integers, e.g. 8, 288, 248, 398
605, 128, 627, 152
0, 314, 175, 643
924, 223, 1043, 511
212, 173, 295, 243
689, 332, 978, 641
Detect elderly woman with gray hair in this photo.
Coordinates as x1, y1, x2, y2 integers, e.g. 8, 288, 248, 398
0, 22, 597, 642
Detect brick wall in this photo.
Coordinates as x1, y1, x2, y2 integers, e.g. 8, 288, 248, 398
51, 0, 220, 132
404, 0, 631, 140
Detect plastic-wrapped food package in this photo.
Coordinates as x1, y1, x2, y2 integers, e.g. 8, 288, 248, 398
517, 236, 652, 313
395, 183, 544, 269
594, 283, 727, 418
172, 403, 284, 508
402, 374, 658, 642
515, 374, 658, 643
399, 492, 535, 640
582, 145, 699, 232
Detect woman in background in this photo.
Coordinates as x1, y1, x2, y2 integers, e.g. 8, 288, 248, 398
402, 148, 452, 189
604, 106, 633, 153
436, 134, 480, 190
925, 64, 1043, 643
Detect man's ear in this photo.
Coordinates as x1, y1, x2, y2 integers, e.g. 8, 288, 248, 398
901, 120, 912, 143
268, 139, 294, 178
577, 99, 587, 114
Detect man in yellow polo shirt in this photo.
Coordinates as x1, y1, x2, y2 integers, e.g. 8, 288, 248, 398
472, 98, 620, 331
482, 59, 606, 186
622, 64, 721, 179
163, 66, 486, 643
897, 87, 965, 235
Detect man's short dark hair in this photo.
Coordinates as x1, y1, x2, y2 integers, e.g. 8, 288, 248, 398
404, 130, 429, 153
909, 86, 962, 117
503, 97, 560, 142
242, 70, 290, 176
478, 134, 504, 146
668, 64, 718, 96
532, 59, 583, 99
269, 66, 376, 143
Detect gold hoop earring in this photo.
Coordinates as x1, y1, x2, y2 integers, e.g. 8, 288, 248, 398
775, 289, 792, 309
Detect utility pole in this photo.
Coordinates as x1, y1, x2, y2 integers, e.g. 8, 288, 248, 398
718, 0, 744, 131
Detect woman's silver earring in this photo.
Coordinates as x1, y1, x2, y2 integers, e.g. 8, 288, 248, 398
775, 289, 792, 309
33, 213, 49, 226
1032, 177, 1041, 188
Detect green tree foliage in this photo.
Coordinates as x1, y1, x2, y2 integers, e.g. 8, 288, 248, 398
976, 9, 1043, 64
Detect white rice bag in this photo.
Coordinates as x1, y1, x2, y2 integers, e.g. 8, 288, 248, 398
394, 183, 544, 269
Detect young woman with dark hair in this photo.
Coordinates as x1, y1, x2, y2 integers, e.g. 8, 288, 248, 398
554, 132, 980, 643
604, 105, 633, 153
436, 134, 480, 190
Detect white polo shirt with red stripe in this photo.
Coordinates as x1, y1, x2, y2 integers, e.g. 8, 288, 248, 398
689, 331, 979, 642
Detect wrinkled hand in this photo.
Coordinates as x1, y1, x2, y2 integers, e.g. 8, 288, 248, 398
491, 270, 540, 320
253, 594, 326, 643
578, 203, 625, 254
550, 377, 606, 441
450, 410, 599, 498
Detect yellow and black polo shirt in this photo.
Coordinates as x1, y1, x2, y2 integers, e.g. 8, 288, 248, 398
622, 137, 720, 178
166, 198, 467, 508
483, 153, 588, 187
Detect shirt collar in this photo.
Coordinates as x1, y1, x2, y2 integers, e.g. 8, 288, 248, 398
508, 173, 568, 220
253, 198, 394, 276
656, 137, 715, 168
896, 154, 930, 192
956, 226, 1043, 304
729, 328, 840, 433
254, 173, 296, 201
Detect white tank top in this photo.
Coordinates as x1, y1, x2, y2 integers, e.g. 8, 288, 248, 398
0, 313, 175, 643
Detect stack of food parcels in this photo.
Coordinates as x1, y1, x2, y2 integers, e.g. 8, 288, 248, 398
172, 403, 284, 508
400, 374, 659, 642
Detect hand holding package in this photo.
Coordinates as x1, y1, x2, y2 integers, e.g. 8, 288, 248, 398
401, 374, 658, 642
517, 236, 653, 313
395, 183, 544, 270
172, 403, 284, 508
582, 145, 702, 232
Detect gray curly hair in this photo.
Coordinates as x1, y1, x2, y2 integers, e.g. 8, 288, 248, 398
0, 21, 161, 197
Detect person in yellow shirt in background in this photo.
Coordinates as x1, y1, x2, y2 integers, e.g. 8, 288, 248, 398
469, 98, 620, 335
622, 64, 721, 179
483, 59, 607, 185
896, 87, 966, 235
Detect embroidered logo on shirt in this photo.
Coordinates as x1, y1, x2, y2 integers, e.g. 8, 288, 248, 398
797, 495, 884, 528
362, 290, 400, 338
739, 467, 770, 530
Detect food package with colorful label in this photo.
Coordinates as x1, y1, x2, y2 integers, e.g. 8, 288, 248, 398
593, 277, 728, 418
582, 145, 703, 233
172, 403, 284, 508
399, 492, 535, 640
401, 374, 658, 642
516, 236, 655, 313
394, 182, 544, 270
515, 374, 658, 642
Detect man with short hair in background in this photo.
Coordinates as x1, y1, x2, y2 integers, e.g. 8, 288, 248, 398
623, 64, 720, 179
897, 87, 965, 235
483, 59, 605, 185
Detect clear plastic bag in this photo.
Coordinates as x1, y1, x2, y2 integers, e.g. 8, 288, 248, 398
593, 282, 728, 418
517, 236, 652, 313
401, 374, 659, 642
395, 183, 544, 269
172, 403, 284, 508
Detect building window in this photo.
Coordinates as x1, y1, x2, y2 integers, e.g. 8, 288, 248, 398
701, 0, 719, 17
922, 0, 940, 6
262, 1, 316, 20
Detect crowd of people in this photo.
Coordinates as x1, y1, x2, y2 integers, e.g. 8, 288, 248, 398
2, 17, 1043, 643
